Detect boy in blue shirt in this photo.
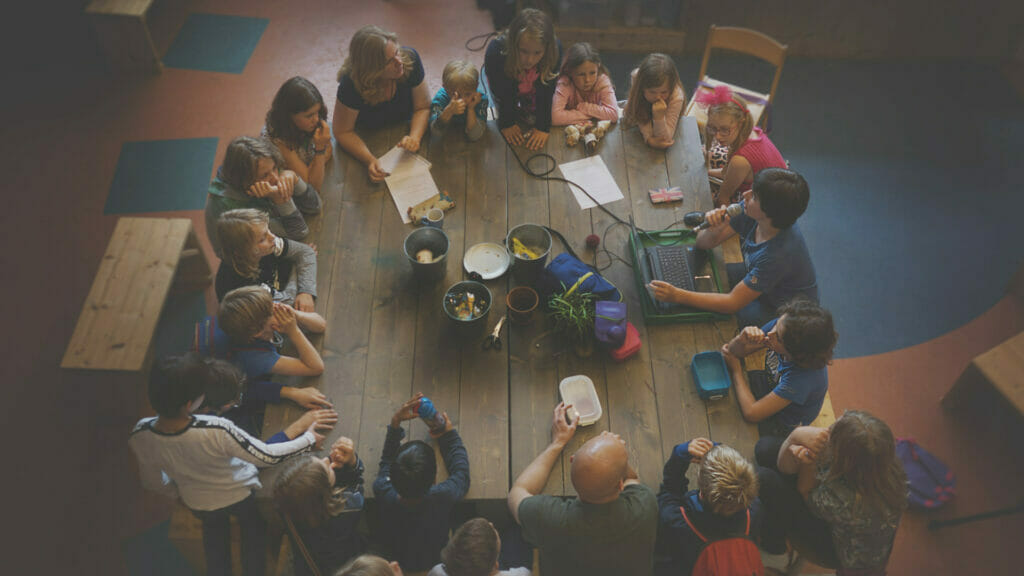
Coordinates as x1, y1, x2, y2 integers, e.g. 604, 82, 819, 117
650, 168, 818, 328
373, 393, 470, 572
430, 60, 489, 142
720, 298, 838, 468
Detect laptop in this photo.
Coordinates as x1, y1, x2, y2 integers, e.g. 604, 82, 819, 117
629, 215, 708, 314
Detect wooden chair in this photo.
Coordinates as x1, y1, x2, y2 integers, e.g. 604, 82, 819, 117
685, 25, 788, 130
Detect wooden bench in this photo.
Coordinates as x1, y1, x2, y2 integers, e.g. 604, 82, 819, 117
942, 331, 1024, 421
85, 0, 163, 73
61, 217, 211, 384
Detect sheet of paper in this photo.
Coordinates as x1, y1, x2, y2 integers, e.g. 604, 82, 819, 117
378, 146, 431, 174
558, 155, 624, 210
385, 163, 440, 223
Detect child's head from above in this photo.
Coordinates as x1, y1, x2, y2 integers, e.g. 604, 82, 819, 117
561, 42, 609, 94
218, 209, 274, 279
340, 26, 412, 104
441, 517, 501, 576
266, 76, 327, 142
826, 410, 908, 511
148, 353, 209, 418
219, 286, 274, 343
391, 440, 437, 499
770, 298, 837, 369
701, 87, 754, 151
221, 136, 285, 192
697, 444, 758, 516
197, 356, 244, 415
745, 168, 809, 229
442, 60, 480, 100
337, 555, 404, 576
274, 453, 349, 529
503, 8, 558, 78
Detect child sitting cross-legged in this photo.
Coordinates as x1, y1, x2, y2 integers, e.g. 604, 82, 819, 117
655, 439, 763, 576
216, 208, 326, 334
373, 393, 470, 572
129, 353, 325, 576
430, 60, 489, 141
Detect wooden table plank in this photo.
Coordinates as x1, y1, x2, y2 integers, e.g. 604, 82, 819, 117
506, 136, 566, 496
590, 123, 665, 488
458, 123, 511, 498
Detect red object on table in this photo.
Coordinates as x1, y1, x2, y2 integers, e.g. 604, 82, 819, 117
610, 321, 641, 362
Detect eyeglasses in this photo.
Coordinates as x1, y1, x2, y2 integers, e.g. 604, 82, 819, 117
705, 124, 735, 136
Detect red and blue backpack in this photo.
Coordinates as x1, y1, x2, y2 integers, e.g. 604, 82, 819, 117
679, 506, 764, 576
896, 438, 955, 509
192, 315, 232, 359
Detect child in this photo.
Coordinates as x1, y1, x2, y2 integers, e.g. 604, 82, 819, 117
196, 352, 336, 441
655, 439, 762, 576
205, 136, 322, 256
551, 42, 618, 127
264, 76, 333, 195
337, 555, 405, 576
484, 8, 562, 151
758, 412, 907, 573
623, 53, 686, 149
374, 393, 470, 572
696, 85, 787, 206
720, 298, 837, 468
274, 437, 366, 576
430, 60, 489, 142
215, 208, 326, 334
650, 168, 818, 328
428, 518, 530, 576
332, 26, 430, 182
129, 353, 323, 576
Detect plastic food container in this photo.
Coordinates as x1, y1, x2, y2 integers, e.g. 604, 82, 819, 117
691, 351, 730, 400
559, 375, 602, 426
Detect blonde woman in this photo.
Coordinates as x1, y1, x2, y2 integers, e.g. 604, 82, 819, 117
332, 26, 430, 182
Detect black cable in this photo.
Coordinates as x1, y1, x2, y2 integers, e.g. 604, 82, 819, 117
465, 32, 497, 52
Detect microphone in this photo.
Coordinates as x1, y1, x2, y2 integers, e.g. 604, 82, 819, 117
683, 203, 744, 230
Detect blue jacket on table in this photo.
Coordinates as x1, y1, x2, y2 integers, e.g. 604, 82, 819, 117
654, 442, 763, 576
373, 425, 470, 572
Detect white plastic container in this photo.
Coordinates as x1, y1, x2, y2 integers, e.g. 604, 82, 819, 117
559, 375, 602, 426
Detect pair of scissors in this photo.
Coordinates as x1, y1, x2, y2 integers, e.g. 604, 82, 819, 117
482, 315, 506, 351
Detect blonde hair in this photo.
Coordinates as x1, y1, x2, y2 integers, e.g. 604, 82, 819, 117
501, 8, 559, 83
218, 286, 272, 343
274, 455, 349, 529
697, 445, 758, 516
623, 53, 684, 127
217, 209, 268, 279
338, 26, 414, 106
442, 60, 480, 97
336, 555, 395, 576
825, 411, 908, 513
705, 99, 755, 162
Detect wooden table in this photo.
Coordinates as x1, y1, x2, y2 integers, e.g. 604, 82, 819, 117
264, 116, 757, 499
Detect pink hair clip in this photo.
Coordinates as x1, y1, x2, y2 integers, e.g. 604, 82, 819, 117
694, 85, 748, 116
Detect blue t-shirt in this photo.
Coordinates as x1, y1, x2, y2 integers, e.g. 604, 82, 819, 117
730, 211, 818, 309
232, 339, 280, 380
762, 318, 828, 432
337, 47, 425, 130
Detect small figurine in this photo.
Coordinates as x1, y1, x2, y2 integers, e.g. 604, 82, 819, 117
565, 120, 613, 153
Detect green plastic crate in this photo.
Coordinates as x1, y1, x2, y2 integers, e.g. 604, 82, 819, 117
628, 227, 730, 324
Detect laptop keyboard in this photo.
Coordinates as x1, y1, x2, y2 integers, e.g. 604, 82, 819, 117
651, 244, 695, 292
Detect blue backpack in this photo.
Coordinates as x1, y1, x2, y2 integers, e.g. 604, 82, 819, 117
896, 438, 955, 509
536, 227, 622, 303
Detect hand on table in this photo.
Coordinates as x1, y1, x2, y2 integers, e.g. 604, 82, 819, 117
368, 158, 389, 182
294, 293, 315, 313
398, 135, 421, 153
551, 401, 578, 448
286, 386, 332, 409
525, 130, 549, 150
501, 125, 524, 146
648, 280, 682, 303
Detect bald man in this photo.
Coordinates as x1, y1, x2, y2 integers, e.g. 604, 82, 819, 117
507, 403, 658, 576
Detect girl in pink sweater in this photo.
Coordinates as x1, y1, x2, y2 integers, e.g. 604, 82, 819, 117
698, 85, 787, 205
551, 42, 619, 127
623, 53, 686, 149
